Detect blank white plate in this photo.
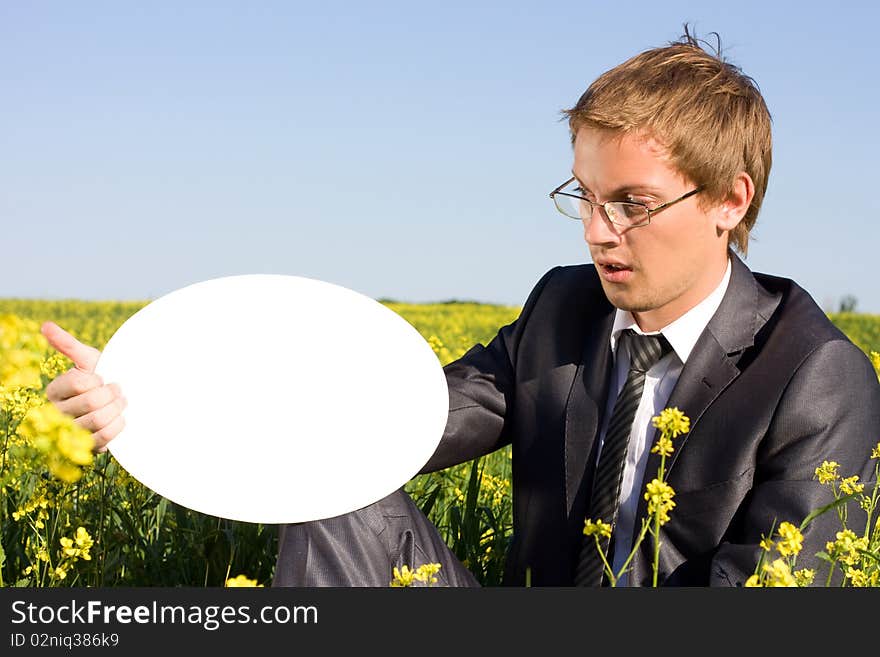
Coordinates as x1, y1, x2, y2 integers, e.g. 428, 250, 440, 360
95, 274, 449, 524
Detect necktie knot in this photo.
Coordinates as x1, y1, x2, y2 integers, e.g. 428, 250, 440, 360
621, 329, 671, 373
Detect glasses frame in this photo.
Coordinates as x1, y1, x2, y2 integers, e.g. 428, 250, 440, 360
549, 176, 704, 229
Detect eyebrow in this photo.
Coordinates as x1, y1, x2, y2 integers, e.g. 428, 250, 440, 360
571, 172, 665, 197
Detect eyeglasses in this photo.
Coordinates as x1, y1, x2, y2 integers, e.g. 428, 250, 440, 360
549, 176, 703, 229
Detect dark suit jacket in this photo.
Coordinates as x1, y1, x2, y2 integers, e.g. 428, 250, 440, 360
421, 251, 880, 586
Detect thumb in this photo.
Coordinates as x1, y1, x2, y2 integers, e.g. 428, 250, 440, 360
40, 321, 101, 372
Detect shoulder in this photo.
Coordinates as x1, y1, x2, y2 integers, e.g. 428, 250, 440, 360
522, 263, 606, 309
752, 270, 854, 350
505, 264, 614, 359
748, 269, 877, 389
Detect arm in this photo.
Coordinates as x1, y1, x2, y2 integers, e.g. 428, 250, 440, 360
709, 338, 880, 586
419, 266, 560, 474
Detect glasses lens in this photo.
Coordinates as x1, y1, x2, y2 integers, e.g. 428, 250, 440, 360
607, 202, 649, 227
553, 193, 590, 220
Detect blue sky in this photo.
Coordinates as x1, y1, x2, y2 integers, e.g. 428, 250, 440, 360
3, 1, 879, 312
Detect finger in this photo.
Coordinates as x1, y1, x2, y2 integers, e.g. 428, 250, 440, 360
40, 321, 101, 372
53, 383, 123, 418
73, 395, 127, 435
46, 370, 107, 403
92, 414, 126, 452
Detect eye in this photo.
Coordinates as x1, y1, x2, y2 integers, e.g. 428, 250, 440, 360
618, 203, 648, 221
573, 186, 597, 201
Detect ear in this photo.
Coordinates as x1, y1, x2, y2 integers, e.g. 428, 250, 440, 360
715, 172, 755, 231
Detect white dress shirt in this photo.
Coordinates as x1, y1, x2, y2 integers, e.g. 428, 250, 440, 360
598, 257, 732, 585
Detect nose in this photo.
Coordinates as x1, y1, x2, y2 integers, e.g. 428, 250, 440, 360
583, 204, 622, 247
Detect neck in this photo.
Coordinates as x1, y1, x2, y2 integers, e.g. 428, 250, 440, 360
632, 253, 730, 333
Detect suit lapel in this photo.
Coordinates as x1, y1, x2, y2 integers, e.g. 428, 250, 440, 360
563, 302, 615, 517
634, 251, 780, 528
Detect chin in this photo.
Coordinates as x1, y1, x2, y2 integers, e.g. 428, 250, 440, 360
602, 289, 635, 311
601, 287, 656, 314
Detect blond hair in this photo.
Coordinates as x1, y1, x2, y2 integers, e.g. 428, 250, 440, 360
563, 28, 772, 255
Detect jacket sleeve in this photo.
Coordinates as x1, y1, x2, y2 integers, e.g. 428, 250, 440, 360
418, 266, 560, 474
708, 338, 880, 586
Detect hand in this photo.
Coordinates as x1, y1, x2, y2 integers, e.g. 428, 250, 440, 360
41, 321, 127, 453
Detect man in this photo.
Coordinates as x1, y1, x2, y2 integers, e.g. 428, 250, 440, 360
43, 29, 880, 586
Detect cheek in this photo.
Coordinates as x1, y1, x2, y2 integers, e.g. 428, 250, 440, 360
633, 231, 699, 288
651, 217, 710, 259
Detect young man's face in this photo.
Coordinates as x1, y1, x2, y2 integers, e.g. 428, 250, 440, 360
572, 127, 734, 332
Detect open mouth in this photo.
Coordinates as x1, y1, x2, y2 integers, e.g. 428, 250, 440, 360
598, 262, 633, 282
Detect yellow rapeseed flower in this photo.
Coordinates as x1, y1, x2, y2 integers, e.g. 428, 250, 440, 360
650, 435, 674, 458
0, 314, 49, 389
827, 529, 868, 566
389, 563, 442, 586
50, 461, 84, 484
390, 565, 416, 587
40, 351, 72, 380
1, 385, 44, 424
17, 402, 95, 483
846, 568, 869, 587
0, 349, 43, 389
839, 476, 864, 495
760, 537, 775, 552
651, 407, 690, 438
225, 575, 262, 587
59, 527, 93, 561
583, 519, 612, 539
775, 522, 803, 557
413, 563, 442, 585
814, 461, 840, 485
871, 442, 880, 460
57, 427, 95, 467
762, 559, 796, 587
74, 527, 93, 558
644, 479, 676, 526
794, 569, 815, 587
744, 574, 762, 587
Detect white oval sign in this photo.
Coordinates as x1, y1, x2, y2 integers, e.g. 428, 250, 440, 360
95, 274, 449, 524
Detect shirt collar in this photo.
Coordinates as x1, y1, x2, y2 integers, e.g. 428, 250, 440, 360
609, 256, 732, 364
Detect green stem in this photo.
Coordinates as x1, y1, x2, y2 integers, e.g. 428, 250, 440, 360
824, 560, 835, 587
0, 403, 12, 476
862, 462, 879, 542
204, 516, 222, 586
616, 519, 650, 581
652, 451, 668, 587
97, 455, 109, 586
595, 536, 616, 587
652, 516, 661, 587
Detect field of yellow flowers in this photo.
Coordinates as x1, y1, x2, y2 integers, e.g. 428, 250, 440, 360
1, 298, 878, 587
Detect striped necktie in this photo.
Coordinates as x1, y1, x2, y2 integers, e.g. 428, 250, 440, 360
574, 328, 672, 586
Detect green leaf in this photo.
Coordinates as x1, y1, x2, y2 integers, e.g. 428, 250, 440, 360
799, 493, 858, 531
815, 551, 834, 563
856, 548, 880, 566
419, 484, 441, 520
